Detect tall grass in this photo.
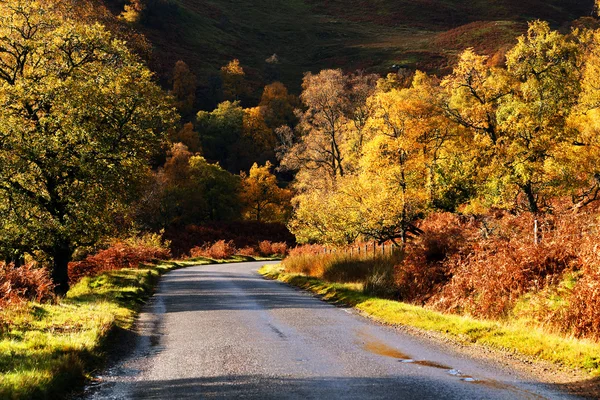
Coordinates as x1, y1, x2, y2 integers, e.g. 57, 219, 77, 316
283, 250, 402, 297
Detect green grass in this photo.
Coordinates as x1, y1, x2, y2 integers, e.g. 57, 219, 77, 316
260, 264, 600, 376
0, 256, 269, 400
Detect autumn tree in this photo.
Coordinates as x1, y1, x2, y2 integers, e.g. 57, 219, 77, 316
143, 143, 241, 227
280, 70, 350, 180
280, 70, 376, 181
442, 23, 583, 213
259, 81, 299, 130
120, 0, 145, 23
0, 0, 176, 294
171, 60, 197, 116
442, 49, 512, 145
350, 74, 443, 243
494, 21, 581, 212
241, 107, 277, 166
240, 162, 292, 222
562, 29, 600, 209
220, 59, 248, 102
171, 122, 202, 154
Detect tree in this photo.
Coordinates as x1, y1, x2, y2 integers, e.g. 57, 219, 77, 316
0, 0, 176, 294
259, 81, 298, 130
197, 101, 244, 173
443, 23, 583, 213
240, 162, 292, 222
120, 0, 145, 23
442, 49, 512, 145
282, 70, 350, 180
240, 107, 277, 167
171, 60, 197, 116
562, 29, 600, 209
494, 21, 581, 212
134, 143, 241, 229
171, 122, 202, 154
220, 59, 248, 102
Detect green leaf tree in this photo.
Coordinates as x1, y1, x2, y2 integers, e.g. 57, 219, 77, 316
0, 0, 176, 294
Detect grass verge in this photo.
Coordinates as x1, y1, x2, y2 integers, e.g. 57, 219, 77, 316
0, 256, 267, 400
259, 264, 600, 376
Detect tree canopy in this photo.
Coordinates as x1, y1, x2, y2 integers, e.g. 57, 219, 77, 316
0, 0, 176, 293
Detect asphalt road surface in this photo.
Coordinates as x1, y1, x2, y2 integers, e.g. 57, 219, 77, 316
83, 261, 578, 400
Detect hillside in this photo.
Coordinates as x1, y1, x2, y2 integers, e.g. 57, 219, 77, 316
104, 0, 594, 108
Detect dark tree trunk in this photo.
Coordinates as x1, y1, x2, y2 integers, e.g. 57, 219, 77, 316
5, 254, 24, 268
51, 242, 72, 296
522, 182, 539, 214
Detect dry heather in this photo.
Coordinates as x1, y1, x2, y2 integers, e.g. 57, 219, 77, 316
190, 240, 237, 259
285, 211, 600, 341
68, 235, 171, 284
0, 262, 55, 306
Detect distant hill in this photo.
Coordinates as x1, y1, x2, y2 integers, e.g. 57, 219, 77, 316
102, 0, 595, 108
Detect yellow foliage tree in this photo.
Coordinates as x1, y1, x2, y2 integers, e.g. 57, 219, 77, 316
240, 162, 292, 222
221, 59, 247, 101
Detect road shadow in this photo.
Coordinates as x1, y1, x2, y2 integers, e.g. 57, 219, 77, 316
127, 374, 543, 400
156, 269, 331, 313
545, 376, 600, 399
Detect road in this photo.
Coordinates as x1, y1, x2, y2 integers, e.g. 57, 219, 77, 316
83, 261, 578, 400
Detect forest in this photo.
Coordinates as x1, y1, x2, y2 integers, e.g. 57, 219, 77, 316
2, 0, 600, 397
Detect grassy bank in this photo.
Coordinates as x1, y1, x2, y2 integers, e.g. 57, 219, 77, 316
259, 264, 600, 376
0, 256, 259, 400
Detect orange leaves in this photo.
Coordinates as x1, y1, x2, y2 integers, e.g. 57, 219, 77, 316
0, 262, 55, 306
67, 239, 171, 284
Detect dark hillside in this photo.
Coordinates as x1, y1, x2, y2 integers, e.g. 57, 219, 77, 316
102, 0, 594, 108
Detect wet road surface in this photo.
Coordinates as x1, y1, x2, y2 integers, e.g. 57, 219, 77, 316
83, 261, 578, 399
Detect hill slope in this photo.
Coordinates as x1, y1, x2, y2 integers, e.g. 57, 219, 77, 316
104, 0, 595, 107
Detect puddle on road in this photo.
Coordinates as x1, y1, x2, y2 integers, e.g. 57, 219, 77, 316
358, 331, 451, 370
402, 359, 452, 369
359, 333, 411, 360
356, 330, 544, 398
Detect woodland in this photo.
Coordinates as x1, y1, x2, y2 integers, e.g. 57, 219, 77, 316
3, 0, 600, 381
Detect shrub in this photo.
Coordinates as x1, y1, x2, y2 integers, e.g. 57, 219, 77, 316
68, 234, 171, 284
258, 241, 288, 257
395, 213, 478, 304
271, 242, 289, 256
190, 240, 236, 260
428, 213, 579, 318
0, 262, 55, 306
166, 221, 295, 257
561, 236, 600, 340
237, 246, 258, 257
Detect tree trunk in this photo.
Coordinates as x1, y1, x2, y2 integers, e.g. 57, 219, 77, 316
51, 242, 72, 296
522, 182, 539, 213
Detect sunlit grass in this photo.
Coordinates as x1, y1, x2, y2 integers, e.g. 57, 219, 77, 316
0, 256, 278, 399
260, 264, 600, 376
0, 259, 212, 400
